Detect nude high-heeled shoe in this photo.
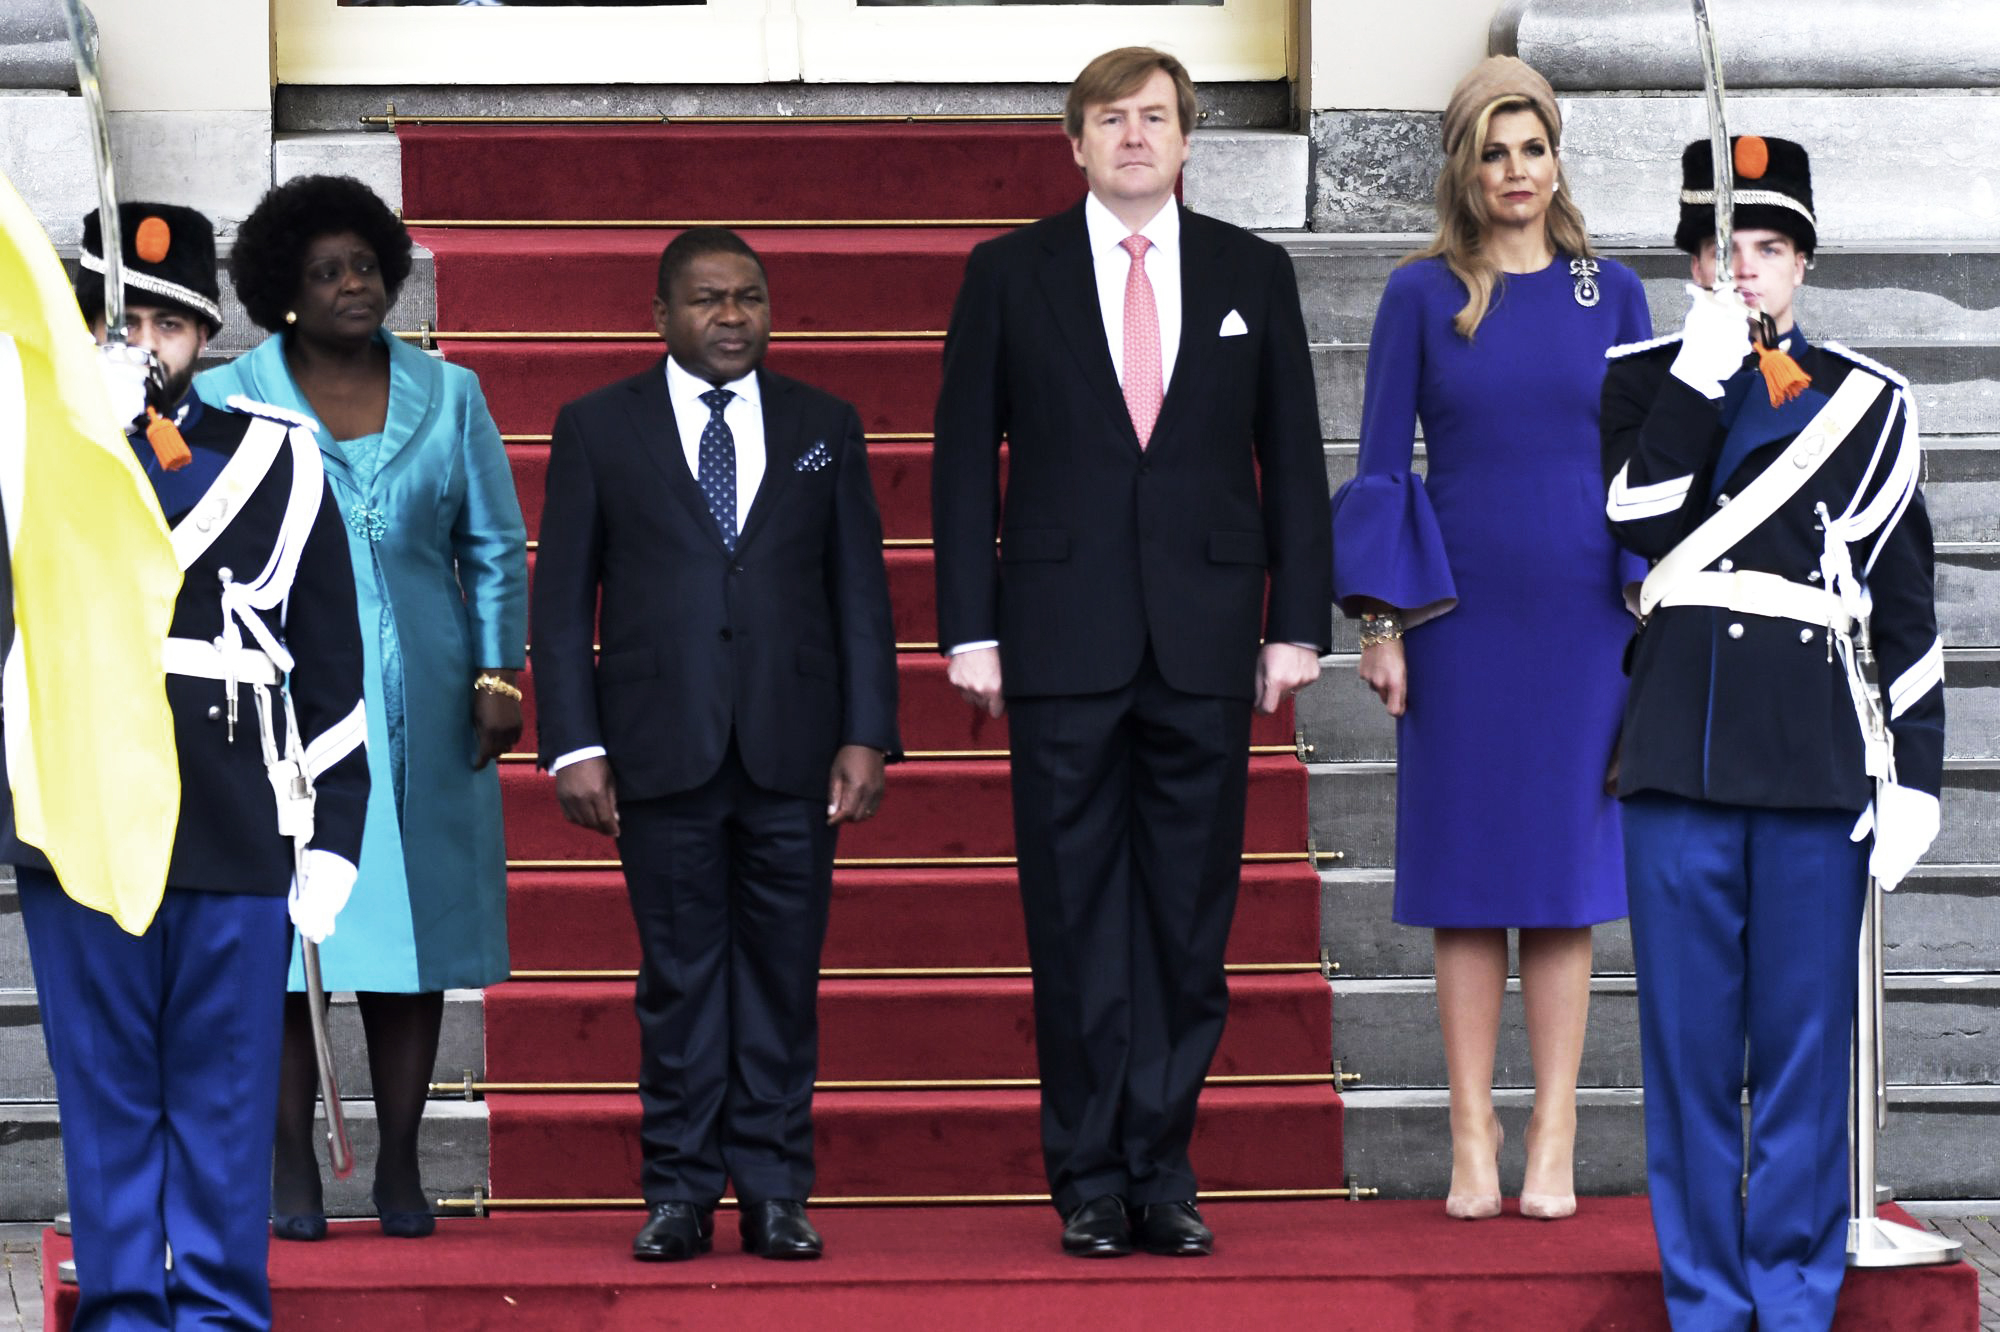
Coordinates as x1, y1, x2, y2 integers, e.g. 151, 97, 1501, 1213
1519, 1110, 1577, 1220
1445, 1117, 1503, 1220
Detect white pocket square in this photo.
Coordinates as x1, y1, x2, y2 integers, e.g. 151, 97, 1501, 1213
1218, 309, 1249, 337
796, 440, 832, 473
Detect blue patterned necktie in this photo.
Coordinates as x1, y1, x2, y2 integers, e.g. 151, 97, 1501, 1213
696, 387, 737, 552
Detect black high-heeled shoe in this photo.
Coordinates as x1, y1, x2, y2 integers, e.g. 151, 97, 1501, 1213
271, 1212, 328, 1242
374, 1181, 436, 1239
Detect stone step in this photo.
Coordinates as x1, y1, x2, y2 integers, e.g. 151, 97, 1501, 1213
0, 987, 484, 1103
1315, 542, 2000, 653
1333, 974, 2000, 1092
1310, 94, 2000, 245
1310, 339, 2000, 443
1322, 438, 2000, 546
1285, 238, 2000, 346
1308, 759, 2000, 871
1339, 1084, 2000, 1200
1299, 649, 2000, 765
1322, 864, 2000, 981
0, 1098, 488, 1222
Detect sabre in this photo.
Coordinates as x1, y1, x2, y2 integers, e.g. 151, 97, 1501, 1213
1689, 0, 1733, 296
60, 0, 145, 386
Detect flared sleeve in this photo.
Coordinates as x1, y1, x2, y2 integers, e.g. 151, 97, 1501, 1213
1330, 264, 1458, 627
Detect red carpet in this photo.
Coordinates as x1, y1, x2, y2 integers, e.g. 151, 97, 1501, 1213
399, 122, 1083, 223
506, 863, 1323, 972
44, 1201, 1977, 1331
448, 338, 943, 436
483, 973, 1329, 1083
412, 226, 1001, 333
488, 1086, 1342, 1200
499, 757, 1310, 863
507, 656, 1300, 755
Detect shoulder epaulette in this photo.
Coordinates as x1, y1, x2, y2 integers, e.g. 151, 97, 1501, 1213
225, 395, 320, 434
1820, 341, 1911, 390
1605, 332, 1682, 361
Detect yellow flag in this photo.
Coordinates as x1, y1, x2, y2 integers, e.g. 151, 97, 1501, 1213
0, 170, 182, 934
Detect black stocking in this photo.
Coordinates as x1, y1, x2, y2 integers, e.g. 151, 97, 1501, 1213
357, 989, 445, 1214
271, 993, 324, 1218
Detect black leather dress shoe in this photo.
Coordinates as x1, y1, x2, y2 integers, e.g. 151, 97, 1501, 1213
739, 1200, 823, 1260
633, 1202, 714, 1262
1060, 1195, 1132, 1258
1135, 1201, 1213, 1256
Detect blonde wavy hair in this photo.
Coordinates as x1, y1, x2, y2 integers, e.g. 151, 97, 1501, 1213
1404, 96, 1595, 339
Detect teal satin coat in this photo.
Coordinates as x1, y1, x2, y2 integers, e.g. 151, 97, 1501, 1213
198, 331, 527, 991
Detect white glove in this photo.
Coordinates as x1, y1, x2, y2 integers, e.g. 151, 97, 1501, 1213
95, 342, 152, 429
1669, 283, 1755, 400
1849, 784, 1941, 891
289, 849, 358, 944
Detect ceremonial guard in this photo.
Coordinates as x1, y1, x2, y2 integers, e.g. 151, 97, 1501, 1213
2, 203, 368, 1330
1601, 140, 1943, 1330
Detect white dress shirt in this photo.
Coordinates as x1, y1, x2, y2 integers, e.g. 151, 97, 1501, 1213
666, 354, 766, 535
949, 194, 1184, 658
550, 356, 768, 774
1085, 190, 1182, 393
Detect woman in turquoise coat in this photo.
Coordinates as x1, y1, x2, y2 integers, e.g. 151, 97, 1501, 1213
198, 176, 527, 1238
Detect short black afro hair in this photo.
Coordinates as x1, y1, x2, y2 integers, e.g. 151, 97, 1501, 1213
229, 174, 413, 333
657, 226, 766, 302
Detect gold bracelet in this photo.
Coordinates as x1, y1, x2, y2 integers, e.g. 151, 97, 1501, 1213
474, 673, 523, 702
1358, 612, 1404, 648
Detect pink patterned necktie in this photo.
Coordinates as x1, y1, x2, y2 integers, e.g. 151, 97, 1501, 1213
1119, 234, 1163, 449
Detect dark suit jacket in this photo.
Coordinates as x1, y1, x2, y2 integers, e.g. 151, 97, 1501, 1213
0, 400, 369, 894
1601, 338, 1942, 811
532, 359, 900, 804
931, 201, 1332, 700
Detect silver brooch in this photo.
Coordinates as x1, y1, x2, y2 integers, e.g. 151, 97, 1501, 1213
1571, 258, 1601, 308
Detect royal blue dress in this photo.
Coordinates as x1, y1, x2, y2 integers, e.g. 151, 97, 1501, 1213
1332, 255, 1651, 928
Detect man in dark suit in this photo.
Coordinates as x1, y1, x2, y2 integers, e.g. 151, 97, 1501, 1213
931, 48, 1331, 1257
531, 227, 899, 1263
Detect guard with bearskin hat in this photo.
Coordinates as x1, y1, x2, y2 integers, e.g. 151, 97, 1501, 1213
0, 202, 368, 1331
1599, 137, 1943, 1330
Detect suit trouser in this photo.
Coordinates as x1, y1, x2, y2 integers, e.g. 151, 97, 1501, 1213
1623, 794, 1867, 1332
615, 743, 837, 1206
18, 868, 288, 1332
1006, 651, 1253, 1216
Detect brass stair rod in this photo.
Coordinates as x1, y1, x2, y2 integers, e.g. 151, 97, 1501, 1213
436, 1184, 1376, 1211
502, 961, 1320, 981
507, 850, 1342, 870
399, 217, 1036, 229
495, 745, 1303, 762
365, 112, 1062, 127
430, 1072, 1334, 1096
401, 329, 944, 342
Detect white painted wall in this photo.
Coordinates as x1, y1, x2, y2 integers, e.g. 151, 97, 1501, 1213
90, 0, 270, 112
1306, 0, 1499, 111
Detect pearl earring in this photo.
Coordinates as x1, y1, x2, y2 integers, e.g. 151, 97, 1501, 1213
284, 310, 297, 325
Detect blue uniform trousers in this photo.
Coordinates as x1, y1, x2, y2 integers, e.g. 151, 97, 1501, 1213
18, 868, 289, 1332
1623, 794, 1867, 1332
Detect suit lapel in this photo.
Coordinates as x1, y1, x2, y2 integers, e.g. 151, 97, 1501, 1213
1037, 203, 1141, 452
623, 359, 730, 553
733, 369, 804, 555
1151, 208, 1227, 453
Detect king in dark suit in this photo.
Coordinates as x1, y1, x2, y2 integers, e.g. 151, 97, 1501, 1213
531, 227, 899, 1263
930, 48, 1332, 1257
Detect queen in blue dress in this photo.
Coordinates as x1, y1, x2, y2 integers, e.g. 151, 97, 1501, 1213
1330, 57, 1650, 1221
